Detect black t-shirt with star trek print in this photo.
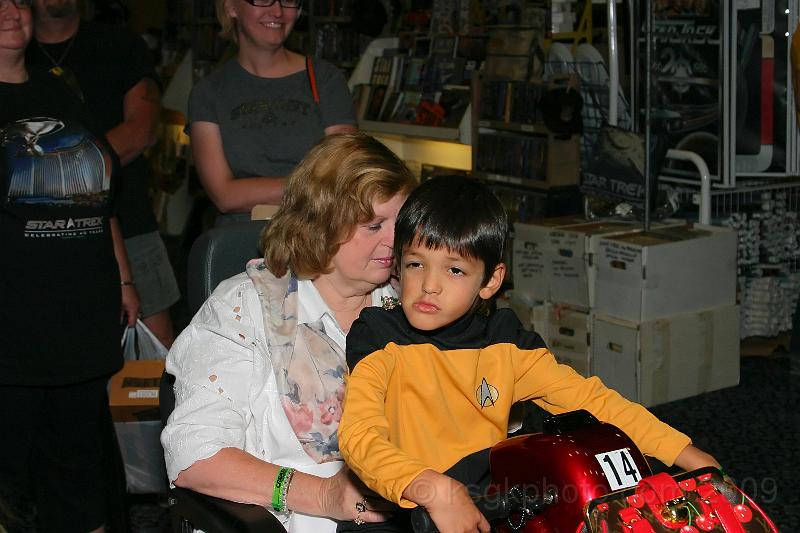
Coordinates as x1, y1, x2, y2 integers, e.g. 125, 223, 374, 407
0, 68, 122, 386
27, 21, 160, 239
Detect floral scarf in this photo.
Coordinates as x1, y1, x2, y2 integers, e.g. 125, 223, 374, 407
247, 259, 346, 463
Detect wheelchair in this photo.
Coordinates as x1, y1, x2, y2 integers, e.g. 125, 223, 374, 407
160, 219, 288, 533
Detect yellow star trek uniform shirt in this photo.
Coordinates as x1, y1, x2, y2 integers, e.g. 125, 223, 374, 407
338, 307, 691, 508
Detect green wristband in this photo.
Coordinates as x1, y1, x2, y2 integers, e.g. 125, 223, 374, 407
272, 467, 295, 512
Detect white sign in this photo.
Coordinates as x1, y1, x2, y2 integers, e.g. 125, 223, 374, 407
595, 448, 642, 490
128, 390, 159, 399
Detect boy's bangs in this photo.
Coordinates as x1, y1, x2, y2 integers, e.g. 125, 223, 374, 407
409, 225, 481, 261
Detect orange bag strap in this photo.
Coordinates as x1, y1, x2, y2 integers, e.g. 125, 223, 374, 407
306, 56, 320, 105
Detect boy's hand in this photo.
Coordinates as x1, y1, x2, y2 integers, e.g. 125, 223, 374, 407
404, 470, 490, 533
426, 483, 489, 533
673, 444, 721, 472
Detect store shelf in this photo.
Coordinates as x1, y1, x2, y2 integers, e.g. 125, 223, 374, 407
473, 170, 548, 189
477, 120, 548, 135
359, 120, 461, 142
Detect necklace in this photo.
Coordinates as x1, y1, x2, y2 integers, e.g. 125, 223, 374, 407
35, 35, 84, 102
36, 35, 77, 76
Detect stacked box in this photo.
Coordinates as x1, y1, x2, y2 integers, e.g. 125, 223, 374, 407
547, 220, 682, 309
511, 216, 588, 302
593, 225, 737, 322
513, 218, 687, 307
592, 305, 740, 407
513, 218, 692, 379
532, 302, 592, 377
513, 220, 740, 404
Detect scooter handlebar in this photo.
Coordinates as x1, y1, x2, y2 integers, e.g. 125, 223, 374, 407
410, 487, 555, 533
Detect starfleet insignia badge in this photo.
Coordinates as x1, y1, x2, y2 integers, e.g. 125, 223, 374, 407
476, 378, 499, 408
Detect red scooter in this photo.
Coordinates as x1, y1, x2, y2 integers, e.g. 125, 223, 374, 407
411, 410, 778, 533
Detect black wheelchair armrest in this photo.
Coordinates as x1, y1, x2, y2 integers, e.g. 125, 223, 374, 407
169, 486, 287, 533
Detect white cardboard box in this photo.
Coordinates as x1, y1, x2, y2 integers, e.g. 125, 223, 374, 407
592, 305, 740, 407
534, 303, 592, 377
547, 220, 680, 309
593, 224, 737, 322
511, 216, 588, 302
496, 290, 543, 330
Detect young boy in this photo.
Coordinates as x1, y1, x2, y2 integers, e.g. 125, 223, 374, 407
338, 176, 720, 533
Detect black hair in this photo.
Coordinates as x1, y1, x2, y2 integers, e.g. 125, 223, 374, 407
394, 175, 508, 283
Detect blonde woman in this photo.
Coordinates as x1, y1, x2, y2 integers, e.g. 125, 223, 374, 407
189, 0, 357, 224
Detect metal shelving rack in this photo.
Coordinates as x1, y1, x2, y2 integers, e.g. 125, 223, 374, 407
606, 0, 800, 337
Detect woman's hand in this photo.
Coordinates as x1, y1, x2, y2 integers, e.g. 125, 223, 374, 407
317, 466, 392, 523
120, 284, 140, 327
404, 470, 490, 533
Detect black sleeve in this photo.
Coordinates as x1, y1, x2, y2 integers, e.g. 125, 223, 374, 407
119, 27, 160, 93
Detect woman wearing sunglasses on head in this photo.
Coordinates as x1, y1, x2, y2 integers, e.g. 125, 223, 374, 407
190, 0, 357, 225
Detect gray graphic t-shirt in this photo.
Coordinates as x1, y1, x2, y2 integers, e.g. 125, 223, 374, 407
188, 58, 355, 179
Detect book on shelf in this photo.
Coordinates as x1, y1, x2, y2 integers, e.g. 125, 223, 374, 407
390, 90, 422, 124
476, 131, 548, 182
376, 89, 395, 122
431, 34, 458, 58
379, 90, 406, 122
364, 85, 388, 121
434, 56, 468, 86
387, 91, 408, 122
402, 57, 426, 90
370, 56, 392, 85
387, 54, 407, 93
352, 83, 372, 121
438, 86, 471, 128
479, 80, 544, 125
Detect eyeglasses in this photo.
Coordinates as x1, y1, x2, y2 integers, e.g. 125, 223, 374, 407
240, 0, 302, 8
0, 0, 33, 11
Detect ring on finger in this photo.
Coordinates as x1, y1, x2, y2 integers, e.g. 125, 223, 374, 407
354, 499, 367, 525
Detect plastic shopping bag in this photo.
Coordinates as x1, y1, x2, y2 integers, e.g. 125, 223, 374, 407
115, 420, 169, 493
121, 319, 168, 360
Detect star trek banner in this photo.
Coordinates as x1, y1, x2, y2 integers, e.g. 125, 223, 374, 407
636, 0, 727, 183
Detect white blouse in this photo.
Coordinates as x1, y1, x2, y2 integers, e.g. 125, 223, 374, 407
161, 272, 396, 532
